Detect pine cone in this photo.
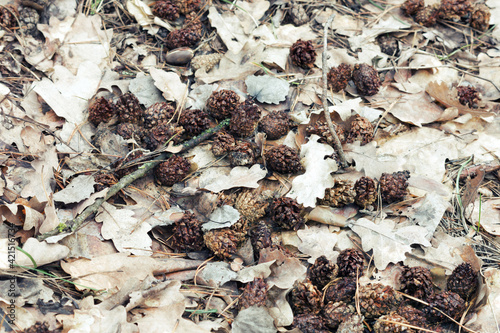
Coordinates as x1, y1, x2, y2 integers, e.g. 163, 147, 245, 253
325, 277, 357, 303
306, 120, 346, 145
227, 141, 256, 167
308, 255, 338, 290
116, 93, 143, 124
19, 7, 39, 34
358, 283, 403, 318
424, 291, 465, 322
470, 4, 491, 31
178, 108, 210, 138
290, 40, 317, 69
352, 64, 381, 96
175, 0, 202, 15
144, 122, 184, 150
265, 145, 304, 174
289, 279, 322, 314
323, 301, 356, 330
259, 111, 290, 140
206, 89, 240, 120
142, 102, 175, 129
0, 5, 18, 29
457, 86, 480, 108
380, 171, 410, 204
439, 0, 472, 20
114, 151, 144, 178
337, 248, 364, 278
347, 115, 374, 145
270, 197, 304, 231
447, 262, 478, 300
229, 101, 261, 137
191, 53, 223, 72
397, 305, 429, 331
171, 212, 204, 252
154, 155, 191, 186
152, 0, 179, 20
318, 180, 356, 207
327, 63, 352, 92
20, 321, 51, 333
116, 123, 139, 140
211, 131, 235, 156
337, 314, 365, 333
239, 278, 268, 310
354, 176, 377, 207
204, 227, 240, 259
401, 0, 424, 16
415, 6, 439, 27
400, 266, 434, 301
88, 97, 116, 125
250, 221, 273, 259
373, 313, 414, 333
94, 173, 116, 192
166, 27, 201, 49
234, 189, 271, 223
292, 313, 329, 333
377, 34, 400, 57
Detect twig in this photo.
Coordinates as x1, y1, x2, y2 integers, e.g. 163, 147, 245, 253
322, 13, 349, 168
37, 119, 230, 241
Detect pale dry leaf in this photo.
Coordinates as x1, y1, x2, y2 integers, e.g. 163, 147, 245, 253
411, 191, 451, 240
267, 287, 294, 327
202, 205, 240, 231
348, 17, 410, 50
0, 94, 27, 152
200, 262, 238, 285
150, 67, 187, 103
56, 122, 96, 153
52, 175, 96, 204
129, 72, 165, 107
297, 225, 338, 263
16, 238, 69, 268
208, 7, 248, 54
232, 306, 277, 333
126, 0, 158, 34
245, 75, 289, 104
306, 205, 356, 227
234, 0, 269, 34
470, 198, 500, 236
199, 164, 267, 193
20, 146, 58, 202
287, 135, 337, 207
236, 261, 274, 283
261, 248, 307, 289
274, 24, 316, 45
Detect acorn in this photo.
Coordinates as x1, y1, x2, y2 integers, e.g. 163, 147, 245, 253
165, 47, 194, 66
290, 40, 317, 69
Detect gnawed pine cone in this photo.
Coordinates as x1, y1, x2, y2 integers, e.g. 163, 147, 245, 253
347, 115, 374, 145
380, 171, 410, 204
397, 305, 429, 330
0, 5, 18, 29
154, 155, 191, 186
470, 4, 491, 31
318, 180, 356, 207
259, 111, 290, 140
415, 5, 439, 27
290, 40, 317, 69
270, 197, 304, 231
94, 173, 116, 192
152, 0, 179, 20
114, 151, 144, 178
325, 277, 357, 303
354, 176, 377, 207
327, 63, 352, 92
292, 313, 329, 333
373, 313, 414, 333
238, 278, 268, 310
116, 93, 143, 124
308, 255, 338, 290
171, 212, 204, 252
457, 85, 480, 108
228, 141, 256, 167
211, 131, 235, 156
229, 101, 261, 137
306, 120, 346, 145
447, 262, 478, 300
323, 301, 356, 330
289, 279, 322, 314
166, 26, 201, 49
438, 0, 472, 20
401, 0, 424, 16
352, 63, 381, 96
250, 221, 273, 260
337, 248, 364, 277
337, 314, 365, 333
141, 102, 175, 129
265, 145, 303, 174
116, 123, 139, 140
424, 291, 465, 322
144, 122, 184, 150
358, 283, 403, 318
204, 227, 241, 259
206, 89, 240, 120
175, 0, 202, 14
234, 189, 271, 223
400, 266, 434, 301
19, 7, 39, 35
178, 108, 210, 138
88, 97, 116, 125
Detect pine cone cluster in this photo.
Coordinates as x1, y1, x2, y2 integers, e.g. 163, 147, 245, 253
327, 63, 352, 92
238, 278, 268, 310
171, 212, 204, 252
0, 5, 18, 29
447, 262, 478, 299
380, 171, 410, 204
228, 141, 257, 167
354, 176, 377, 207
265, 145, 303, 174
211, 131, 235, 156
206, 89, 240, 120
457, 85, 480, 108
290, 279, 323, 314
259, 111, 290, 140
352, 64, 381, 96
154, 155, 191, 186
116, 92, 143, 124
204, 227, 241, 258
337, 248, 364, 277
306, 120, 346, 145
318, 180, 356, 207
88, 97, 116, 125
290, 40, 317, 69
308, 255, 338, 290
178, 108, 210, 138
116, 123, 139, 140
358, 283, 402, 318
399, 266, 434, 301
152, 0, 180, 21
229, 101, 261, 137
269, 197, 304, 230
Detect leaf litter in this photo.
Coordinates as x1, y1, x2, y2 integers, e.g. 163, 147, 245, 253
1, 0, 500, 332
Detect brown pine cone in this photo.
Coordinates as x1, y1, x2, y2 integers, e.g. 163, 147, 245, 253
346, 115, 374, 145
323, 301, 356, 330
377, 34, 400, 57
457, 86, 480, 108
439, 0, 472, 20
116, 92, 143, 124
166, 27, 201, 49
270, 197, 304, 231
290, 40, 317, 69
308, 255, 338, 290
325, 277, 357, 303
250, 221, 273, 259
114, 151, 144, 178
415, 6, 439, 27
470, 4, 491, 31
239, 278, 268, 310
152, 0, 179, 20
234, 189, 270, 223
400, 266, 434, 301
318, 180, 356, 207
204, 227, 240, 259
424, 291, 465, 322
337, 248, 364, 277
352, 64, 381, 96
292, 313, 329, 333
289, 279, 322, 314
354, 176, 377, 207
397, 305, 429, 330
306, 120, 346, 145
171, 212, 204, 252
265, 145, 304, 174
94, 173, 116, 192
154, 155, 191, 186
259, 111, 290, 140
178, 108, 210, 138
206, 89, 240, 120
447, 262, 478, 300
18, 7, 39, 35
327, 63, 352, 92
88, 97, 116, 126
380, 171, 410, 204
141, 102, 175, 130
144, 122, 184, 150
227, 141, 256, 167
211, 131, 235, 156
116, 123, 139, 140
373, 313, 414, 333
20, 322, 51, 333
337, 314, 365, 333
175, 0, 202, 15
229, 101, 261, 137
401, 0, 424, 16
0, 5, 18, 29
358, 283, 403, 318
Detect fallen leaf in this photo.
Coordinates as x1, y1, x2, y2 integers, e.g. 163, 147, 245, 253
53, 175, 96, 204
199, 164, 267, 193
202, 205, 241, 231
470, 198, 500, 236
297, 225, 338, 263
129, 72, 165, 107
208, 7, 248, 54
150, 67, 187, 103
245, 75, 289, 104
232, 306, 277, 333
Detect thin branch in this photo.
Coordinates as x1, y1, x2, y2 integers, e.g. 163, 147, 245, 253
37, 119, 231, 241
322, 13, 349, 168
